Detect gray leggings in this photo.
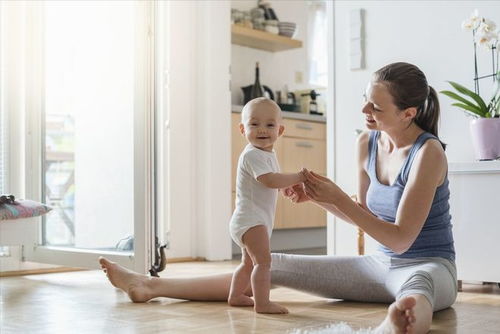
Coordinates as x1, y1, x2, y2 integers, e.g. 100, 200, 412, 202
270, 252, 457, 312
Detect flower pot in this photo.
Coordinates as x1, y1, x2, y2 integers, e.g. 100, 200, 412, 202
469, 118, 500, 160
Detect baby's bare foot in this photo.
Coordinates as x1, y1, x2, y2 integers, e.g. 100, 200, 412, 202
99, 256, 154, 303
228, 295, 255, 307
255, 301, 289, 314
376, 296, 416, 334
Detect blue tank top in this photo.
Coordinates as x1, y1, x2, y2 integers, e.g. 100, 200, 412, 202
366, 131, 455, 261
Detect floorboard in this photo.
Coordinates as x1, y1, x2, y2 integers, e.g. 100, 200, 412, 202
1, 259, 499, 333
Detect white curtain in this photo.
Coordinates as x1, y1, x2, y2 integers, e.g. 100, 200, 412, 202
307, 0, 328, 87
0, 1, 43, 198
0, 9, 6, 194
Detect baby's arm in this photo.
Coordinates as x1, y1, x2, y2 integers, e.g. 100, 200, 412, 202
257, 171, 305, 189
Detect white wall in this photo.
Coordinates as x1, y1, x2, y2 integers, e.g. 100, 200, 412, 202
231, 0, 314, 105
331, 1, 500, 256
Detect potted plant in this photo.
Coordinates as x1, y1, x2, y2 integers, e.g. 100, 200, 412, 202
440, 10, 500, 160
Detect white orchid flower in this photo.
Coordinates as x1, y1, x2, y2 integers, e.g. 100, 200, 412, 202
475, 30, 497, 49
478, 18, 497, 33
470, 9, 481, 25
462, 9, 481, 30
462, 19, 474, 30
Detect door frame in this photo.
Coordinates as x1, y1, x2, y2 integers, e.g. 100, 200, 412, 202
21, 0, 156, 274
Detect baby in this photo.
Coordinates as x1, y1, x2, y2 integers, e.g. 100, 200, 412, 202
228, 97, 305, 314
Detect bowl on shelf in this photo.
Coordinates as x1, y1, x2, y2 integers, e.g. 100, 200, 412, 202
265, 25, 279, 34
278, 22, 297, 38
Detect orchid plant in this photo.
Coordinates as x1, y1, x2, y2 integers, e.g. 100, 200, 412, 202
440, 10, 500, 118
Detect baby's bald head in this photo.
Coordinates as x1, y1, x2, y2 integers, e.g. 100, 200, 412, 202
241, 97, 282, 123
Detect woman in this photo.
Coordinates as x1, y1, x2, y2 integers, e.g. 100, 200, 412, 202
100, 62, 456, 334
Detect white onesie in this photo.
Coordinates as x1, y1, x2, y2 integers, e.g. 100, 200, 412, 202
229, 144, 280, 248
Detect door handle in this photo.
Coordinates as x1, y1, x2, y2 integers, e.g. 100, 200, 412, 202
296, 123, 313, 130
296, 142, 313, 148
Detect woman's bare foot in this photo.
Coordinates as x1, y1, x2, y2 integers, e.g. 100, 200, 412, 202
99, 257, 154, 303
376, 296, 416, 334
255, 301, 289, 314
228, 295, 255, 307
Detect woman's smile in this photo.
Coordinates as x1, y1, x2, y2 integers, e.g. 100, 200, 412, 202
365, 116, 376, 124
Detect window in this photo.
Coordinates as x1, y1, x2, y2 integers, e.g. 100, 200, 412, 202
307, 1, 328, 87
0, 5, 6, 195
42, 1, 137, 249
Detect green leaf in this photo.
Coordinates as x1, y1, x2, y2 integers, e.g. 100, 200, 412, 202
447, 81, 489, 113
451, 103, 485, 117
488, 97, 499, 118
440, 90, 483, 113
485, 112, 492, 118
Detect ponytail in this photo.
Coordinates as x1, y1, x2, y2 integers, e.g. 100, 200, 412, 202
414, 86, 446, 149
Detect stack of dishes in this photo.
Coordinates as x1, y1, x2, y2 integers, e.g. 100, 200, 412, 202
278, 22, 297, 38
265, 19, 279, 34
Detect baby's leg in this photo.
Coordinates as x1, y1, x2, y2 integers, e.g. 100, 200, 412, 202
228, 248, 254, 306
243, 225, 288, 314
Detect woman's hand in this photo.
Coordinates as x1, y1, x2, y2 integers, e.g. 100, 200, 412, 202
281, 184, 310, 203
302, 169, 348, 204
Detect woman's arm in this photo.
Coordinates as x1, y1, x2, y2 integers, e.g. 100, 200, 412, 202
303, 138, 446, 254
356, 131, 371, 212
281, 176, 367, 224
300, 132, 372, 225
306, 178, 360, 224
318, 131, 374, 224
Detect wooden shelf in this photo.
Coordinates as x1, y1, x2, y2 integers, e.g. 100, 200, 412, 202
231, 24, 302, 52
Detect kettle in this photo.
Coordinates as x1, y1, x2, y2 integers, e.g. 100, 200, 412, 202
241, 85, 275, 104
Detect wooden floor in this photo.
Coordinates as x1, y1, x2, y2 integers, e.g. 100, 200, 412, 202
1, 260, 500, 333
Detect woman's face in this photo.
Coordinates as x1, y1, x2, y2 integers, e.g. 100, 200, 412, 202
362, 81, 404, 131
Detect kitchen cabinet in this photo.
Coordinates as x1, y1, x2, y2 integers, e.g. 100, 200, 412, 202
231, 111, 327, 229
231, 25, 302, 52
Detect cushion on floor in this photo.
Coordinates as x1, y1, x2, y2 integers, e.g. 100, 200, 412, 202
0, 199, 52, 220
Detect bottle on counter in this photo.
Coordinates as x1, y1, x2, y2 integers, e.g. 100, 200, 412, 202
250, 62, 264, 100
301, 90, 322, 115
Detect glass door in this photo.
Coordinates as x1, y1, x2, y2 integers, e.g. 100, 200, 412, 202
24, 0, 156, 274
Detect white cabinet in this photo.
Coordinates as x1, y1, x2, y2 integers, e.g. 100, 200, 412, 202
448, 161, 500, 283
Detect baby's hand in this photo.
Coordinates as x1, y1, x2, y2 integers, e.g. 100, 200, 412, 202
280, 187, 294, 197
281, 184, 310, 203
299, 168, 307, 182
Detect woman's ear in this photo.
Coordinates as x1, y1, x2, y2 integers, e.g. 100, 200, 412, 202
403, 107, 417, 122
278, 124, 285, 136
239, 123, 245, 136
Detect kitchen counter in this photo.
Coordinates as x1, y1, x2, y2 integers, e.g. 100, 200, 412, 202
232, 105, 326, 123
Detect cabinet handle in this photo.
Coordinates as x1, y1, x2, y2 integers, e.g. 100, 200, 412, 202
296, 142, 313, 148
295, 123, 313, 130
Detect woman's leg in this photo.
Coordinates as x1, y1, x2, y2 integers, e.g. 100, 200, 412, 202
270, 253, 393, 302
228, 248, 254, 306
99, 257, 233, 302
377, 257, 458, 333
271, 253, 455, 333
376, 294, 430, 334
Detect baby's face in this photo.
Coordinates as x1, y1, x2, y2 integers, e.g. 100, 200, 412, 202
241, 104, 283, 151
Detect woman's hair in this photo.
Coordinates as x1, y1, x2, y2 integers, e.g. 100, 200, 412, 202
373, 62, 445, 149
